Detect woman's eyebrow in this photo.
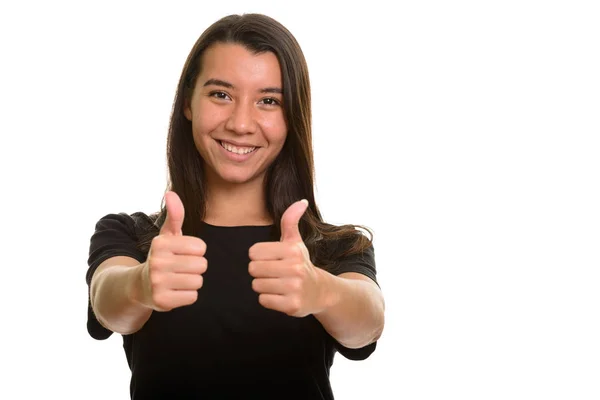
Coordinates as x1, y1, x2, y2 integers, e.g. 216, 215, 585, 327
260, 87, 282, 94
203, 78, 282, 94
203, 78, 234, 89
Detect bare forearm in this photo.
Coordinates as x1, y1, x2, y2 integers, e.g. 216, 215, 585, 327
90, 263, 152, 335
313, 271, 385, 349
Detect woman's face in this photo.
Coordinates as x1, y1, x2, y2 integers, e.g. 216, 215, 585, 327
184, 42, 287, 187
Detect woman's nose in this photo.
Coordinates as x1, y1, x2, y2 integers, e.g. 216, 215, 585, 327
225, 101, 257, 135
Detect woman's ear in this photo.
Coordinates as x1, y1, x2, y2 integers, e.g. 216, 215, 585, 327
183, 96, 192, 121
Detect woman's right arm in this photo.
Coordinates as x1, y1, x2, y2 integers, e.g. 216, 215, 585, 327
90, 256, 153, 335
89, 192, 207, 335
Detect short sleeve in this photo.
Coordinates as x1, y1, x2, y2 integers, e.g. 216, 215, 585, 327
328, 242, 379, 360
85, 213, 148, 340
329, 243, 378, 286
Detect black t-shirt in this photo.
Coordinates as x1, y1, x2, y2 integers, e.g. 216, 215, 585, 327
86, 212, 378, 399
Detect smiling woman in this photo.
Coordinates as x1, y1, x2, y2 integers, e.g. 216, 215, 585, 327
85, 13, 385, 400
184, 43, 287, 194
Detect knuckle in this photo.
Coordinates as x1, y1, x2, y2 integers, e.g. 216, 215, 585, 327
148, 269, 164, 289
149, 276, 160, 290
146, 255, 156, 268
198, 239, 207, 255
291, 263, 304, 276
195, 275, 204, 289
146, 255, 158, 268
292, 263, 304, 275
289, 279, 302, 292
288, 244, 303, 259
199, 257, 208, 273
152, 235, 166, 249
248, 261, 257, 276
153, 293, 169, 310
185, 291, 198, 305
288, 298, 301, 315
258, 293, 267, 306
248, 245, 257, 260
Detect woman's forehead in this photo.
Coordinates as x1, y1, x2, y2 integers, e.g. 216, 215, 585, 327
199, 43, 282, 89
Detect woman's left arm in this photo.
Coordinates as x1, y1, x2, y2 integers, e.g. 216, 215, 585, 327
312, 270, 385, 349
248, 200, 384, 349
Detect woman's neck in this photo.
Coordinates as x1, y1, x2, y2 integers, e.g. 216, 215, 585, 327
203, 179, 273, 227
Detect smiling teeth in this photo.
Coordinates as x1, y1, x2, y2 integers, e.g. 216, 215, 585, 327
220, 141, 257, 155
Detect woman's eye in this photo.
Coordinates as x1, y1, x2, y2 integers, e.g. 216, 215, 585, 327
259, 97, 281, 106
210, 91, 230, 100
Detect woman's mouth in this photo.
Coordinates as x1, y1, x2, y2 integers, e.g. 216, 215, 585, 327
218, 140, 258, 155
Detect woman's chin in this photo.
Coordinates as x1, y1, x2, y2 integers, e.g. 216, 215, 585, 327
215, 171, 263, 186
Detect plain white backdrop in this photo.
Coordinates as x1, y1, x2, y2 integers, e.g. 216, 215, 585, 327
1, 1, 599, 399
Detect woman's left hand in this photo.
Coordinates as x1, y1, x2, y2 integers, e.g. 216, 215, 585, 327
248, 200, 328, 318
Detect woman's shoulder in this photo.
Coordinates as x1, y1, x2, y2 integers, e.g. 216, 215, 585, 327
311, 221, 377, 283
130, 211, 161, 235
93, 211, 160, 237
318, 221, 373, 251
89, 211, 161, 255
308, 220, 374, 271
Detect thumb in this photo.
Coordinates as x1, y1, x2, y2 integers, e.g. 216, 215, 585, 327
280, 199, 308, 242
160, 191, 185, 236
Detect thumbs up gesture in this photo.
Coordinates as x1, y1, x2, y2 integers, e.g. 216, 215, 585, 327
140, 191, 208, 312
248, 200, 326, 318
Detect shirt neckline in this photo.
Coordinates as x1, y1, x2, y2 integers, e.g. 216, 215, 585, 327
200, 221, 275, 229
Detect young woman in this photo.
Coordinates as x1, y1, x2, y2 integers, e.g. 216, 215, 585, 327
86, 13, 385, 399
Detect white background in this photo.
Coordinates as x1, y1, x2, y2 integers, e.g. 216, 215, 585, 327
1, 1, 599, 399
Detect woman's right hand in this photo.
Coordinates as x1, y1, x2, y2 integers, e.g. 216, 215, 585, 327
139, 191, 207, 312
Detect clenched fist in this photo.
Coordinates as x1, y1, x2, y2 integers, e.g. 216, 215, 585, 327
140, 191, 207, 312
248, 199, 327, 318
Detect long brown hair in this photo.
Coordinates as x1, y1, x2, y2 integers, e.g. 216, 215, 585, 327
141, 13, 373, 270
